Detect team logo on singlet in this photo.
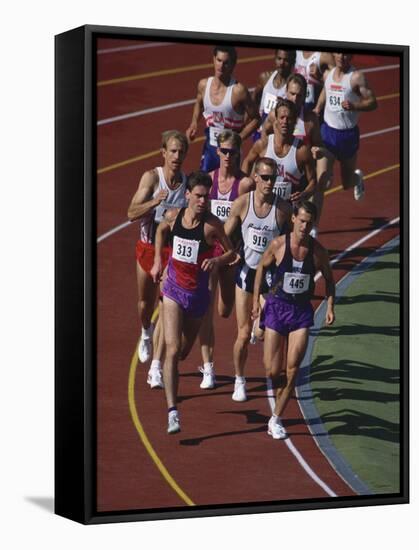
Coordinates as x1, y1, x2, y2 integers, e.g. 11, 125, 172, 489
213, 112, 225, 124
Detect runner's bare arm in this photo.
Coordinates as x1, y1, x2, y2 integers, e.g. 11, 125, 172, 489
223, 194, 246, 238
241, 139, 264, 175
201, 217, 236, 272
313, 83, 326, 116
344, 72, 377, 112
252, 239, 278, 320
150, 209, 177, 283
292, 146, 317, 201
186, 79, 206, 141
315, 242, 335, 325
237, 84, 261, 141
251, 70, 272, 106
127, 170, 167, 221
238, 175, 256, 195
261, 110, 275, 139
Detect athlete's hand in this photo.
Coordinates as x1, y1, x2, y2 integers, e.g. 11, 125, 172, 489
154, 189, 169, 205
186, 123, 198, 142
311, 146, 324, 160
342, 100, 354, 111
251, 302, 260, 321
290, 191, 303, 203
201, 257, 218, 272
325, 308, 335, 325
228, 252, 241, 267
150, 259, 162, 283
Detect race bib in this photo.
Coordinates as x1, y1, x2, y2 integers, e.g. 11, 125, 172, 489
172, 236, 199, 264
274, 180, 292, 200
263, 92, 278, 115
209, 126, 221, 147
247, 227, 270, 253
283, 272, 310, 294
328, 90, 345, 112
306, 83, 315, 104
211, 199, 232, 222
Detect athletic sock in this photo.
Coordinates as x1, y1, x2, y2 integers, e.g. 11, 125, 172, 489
141, 326, 152, 339
236, 375, 245, 383
203, 362, 213, 370
150, 359, 161, 371
168, 406, 177, 414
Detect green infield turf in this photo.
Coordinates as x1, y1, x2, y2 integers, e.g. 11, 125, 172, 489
311, 245, 400, 494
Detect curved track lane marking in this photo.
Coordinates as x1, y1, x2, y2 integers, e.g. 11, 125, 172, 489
98, 54, 273, 87
128, 349, 195, 506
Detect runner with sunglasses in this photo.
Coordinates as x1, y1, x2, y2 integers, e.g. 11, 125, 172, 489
198, 130, 253, 390
224, 157, 291, 402
242, 98, 317, 205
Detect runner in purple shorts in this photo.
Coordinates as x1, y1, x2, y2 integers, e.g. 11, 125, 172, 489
253, 200, 335, 440
151, 171, 236, 434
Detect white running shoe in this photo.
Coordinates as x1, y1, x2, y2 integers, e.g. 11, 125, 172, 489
167, 411, 181, 434
147, 367, 164, 389
353, 169, 365, 201
199, 364, 216, 389
249, 319, 258, 344
267, 416, 287, 440
138, 335, 152, 363
232, 378, 247, 402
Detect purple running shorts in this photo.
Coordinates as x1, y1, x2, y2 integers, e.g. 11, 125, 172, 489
260, 294, 314, 335
163, 278, 211, 318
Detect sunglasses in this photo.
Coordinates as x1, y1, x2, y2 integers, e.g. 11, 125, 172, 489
219, 147, 239, 156
257, 173, 277, 182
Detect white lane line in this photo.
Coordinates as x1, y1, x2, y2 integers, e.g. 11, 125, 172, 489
97, 221, 132, 243
266, 378, 337, 497
97, 63, 400, 126
97, 99, 195, 126
97, 42, 173, 54
361, 126, 399, 140
314, 216, 400, 282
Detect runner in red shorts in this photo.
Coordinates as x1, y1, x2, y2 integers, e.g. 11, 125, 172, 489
127, 130, 189, 388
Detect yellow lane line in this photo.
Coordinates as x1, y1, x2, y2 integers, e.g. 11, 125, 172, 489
324, 164, 400, 197
98, 54, 273, 87
128, 348, 195, 506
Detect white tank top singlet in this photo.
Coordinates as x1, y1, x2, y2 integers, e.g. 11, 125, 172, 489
266, 134, 304, 200
203, 77, 245, 147
295, 51, 322, 105
324, 67, 359, 130
259, 71, 287, 117
139, 167, 187, 243
241, 191, 281, 269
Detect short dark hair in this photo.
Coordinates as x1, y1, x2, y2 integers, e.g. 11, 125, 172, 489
274, 97, 298, 120
274, 49, 296, 68
293, 200, 318, 222
213, 45, 237, 66
186, 170, 213, 191
286, 73, 307, 98
254, 157, 277, 175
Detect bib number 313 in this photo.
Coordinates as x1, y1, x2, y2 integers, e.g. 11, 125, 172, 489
172, 236, 199, 264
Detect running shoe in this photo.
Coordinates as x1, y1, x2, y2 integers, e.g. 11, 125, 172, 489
199, 364, 216, 389
138, 335, 152, 363
167, 410, 181, 434
147, 367, 164, 389
353, 169, 365, 201
249, 319, 258, 344
267, 416, 287, 440
309, 227, 318, 239
232, 378, 247, 402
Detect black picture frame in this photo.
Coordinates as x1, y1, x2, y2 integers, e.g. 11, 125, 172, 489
55, 24, 409, 525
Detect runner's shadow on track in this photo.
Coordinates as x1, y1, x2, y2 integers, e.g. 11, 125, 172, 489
334, 290, 399, 306
319, 217, 394, 236
309, 358, 399, 386
311, 323, 399, 338
179, 409, 269, 446
178, 375, 267, 403
319, 409, 399, 442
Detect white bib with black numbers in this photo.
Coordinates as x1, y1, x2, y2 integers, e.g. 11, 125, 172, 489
283, 272, 310, 294
172, 236, 199, 264
273, 180, 292, 201
246, 226, 270, 253
211, 199, 232, 222
209, 126, 221, 147
328, 89, 345, 112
